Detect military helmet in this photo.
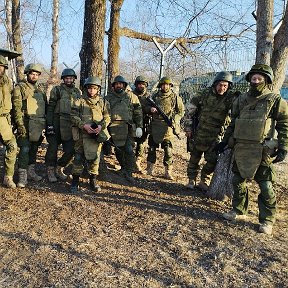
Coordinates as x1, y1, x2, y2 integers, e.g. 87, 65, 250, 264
84, 76, 101, 87
157, 76, 173, 88
112, 75, 128, 87
0, 55, 8, 69
61, 68, 77, 79
24, 63, 42, 74
213, 71, 233, 85
134, 75, 148, 86
245, 64, 274, 84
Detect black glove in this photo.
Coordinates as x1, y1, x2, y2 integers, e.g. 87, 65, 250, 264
272, 149, 287, 163
213, 142, 227, 154
17, 125, 26, 136
46, 125, 56, 136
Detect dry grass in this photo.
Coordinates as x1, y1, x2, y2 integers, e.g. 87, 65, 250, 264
0, 136, 287, 287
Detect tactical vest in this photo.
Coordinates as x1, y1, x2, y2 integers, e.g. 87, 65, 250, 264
54, 85, 80, 141
0, 76, 13, 140
233, 92, 278, 179
18, 81, 46, 142
194, 89, 232, 150
106, 91, 134, 146
151, 91, 178, 143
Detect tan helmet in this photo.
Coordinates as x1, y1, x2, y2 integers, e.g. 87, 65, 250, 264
24, 63, 42, 74
157, 76, 173, 88
245, 64, 274, 84
0, 55, 8, 69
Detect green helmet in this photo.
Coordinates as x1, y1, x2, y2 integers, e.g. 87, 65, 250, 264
245, 64, 274, 84
61, 68, 77, 79
24, 63, 42, 74
0, 55, 8, 69
112, 75, 128, 87
157, 76, 173, 88
134, 75, 148, 86
84, 76, 101, 87
213, 71, 233, 85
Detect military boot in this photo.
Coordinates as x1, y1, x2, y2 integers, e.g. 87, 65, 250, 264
17, 168, 28, 188
56, 166, 68, 180
89, 174, 101, 192
164, 166, 174, 180
135, 158, 143, 173
3, 175, 16, 188
146, 162, 154, 176
47, 166, 57, 183
198, 181, 209, 191
186, 179, 196, 190
70, 175, 80, 193
27, 164, 42, 181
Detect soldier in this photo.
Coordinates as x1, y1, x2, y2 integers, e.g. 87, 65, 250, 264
184, 71, 234, 191
45, 68, 81, 182
70, 76, 110, 193
133, 75, 150, 173
0, 55, 17, 188
13, 63, 46, 187
105, 75, 143, 183
146, 76, 184, 180
215, 64, 288, 235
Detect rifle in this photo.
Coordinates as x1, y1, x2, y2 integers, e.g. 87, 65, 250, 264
186, 109, 199, 152
147, 96, 180, 139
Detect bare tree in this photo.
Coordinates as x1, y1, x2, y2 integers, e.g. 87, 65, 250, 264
79, 0, 106, 88
46, 0, 59, 96
107, 0, 124, 90
11, 0, 24, 81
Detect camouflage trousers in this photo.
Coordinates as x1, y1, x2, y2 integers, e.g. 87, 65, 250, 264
115, 136, 135, 175
135, 131, 148, 159
232, 163, 276, 224
147, 136, 173, 166
187, 143, 218, 183
45, 134, 74, 167
17, 135, 44, 169
72, 140, 102, 176
1, 135, 17, 176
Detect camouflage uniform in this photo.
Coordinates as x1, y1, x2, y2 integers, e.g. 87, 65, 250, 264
71, 93, 110, 177
0, 56, 17, 187
13, 64, 46, 186
132, 76, 150, 170
184, 75, 235, 188
106, 76, 143, 179
45, 80, 81, 179
221, 64, 288, 234
146, 77, 184, 178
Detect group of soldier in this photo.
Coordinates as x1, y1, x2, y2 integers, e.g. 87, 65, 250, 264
0, 53, 287, 235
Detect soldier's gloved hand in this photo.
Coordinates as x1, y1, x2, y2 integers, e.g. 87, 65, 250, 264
135, 127, 143, 138
17, 125, 26, 136
46, 125, 56, 136
272, 149, 287, 163
213, 142, 227, 154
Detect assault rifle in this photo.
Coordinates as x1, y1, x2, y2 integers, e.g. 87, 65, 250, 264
147, 96, 180, 139
186, 109, 199, 152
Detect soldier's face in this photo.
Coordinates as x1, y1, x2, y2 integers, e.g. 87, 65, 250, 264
87, 85, 100, 98
27, 71, 40, 84
160, 83, 170, 93
63, 76, 75, 87
215, 81, 229, 95
136, 82, 146, 92
250, 73, 265, 85
0, 66, 5, 76
114, 82, 125, 93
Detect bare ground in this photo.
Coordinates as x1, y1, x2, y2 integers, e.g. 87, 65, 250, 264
0, 135, 287, 287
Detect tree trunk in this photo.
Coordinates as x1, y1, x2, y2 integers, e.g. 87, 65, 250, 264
271, 3, 288, 93
46, 0, 60, 97
255, 0, 274, 65
79, 0, 106, 88
107, 0, 124, 91
11, 0, 24, 81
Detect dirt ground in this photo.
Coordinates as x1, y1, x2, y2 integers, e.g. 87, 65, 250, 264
0, 135, 287, 287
